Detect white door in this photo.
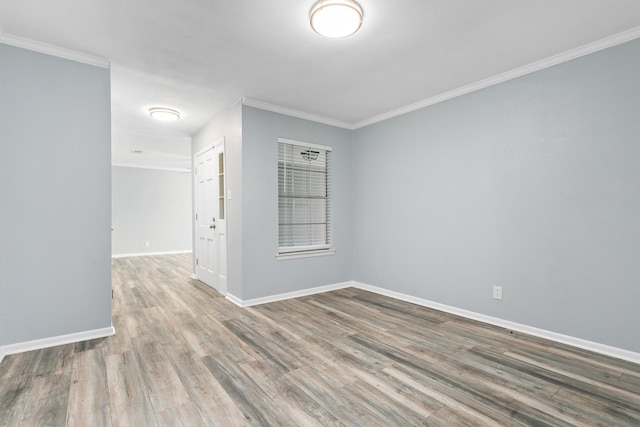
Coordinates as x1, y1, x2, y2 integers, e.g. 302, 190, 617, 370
194, 142, 227, 293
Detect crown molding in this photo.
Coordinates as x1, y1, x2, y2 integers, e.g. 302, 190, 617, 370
112, 163, 192, 173
245, 26, 640, 130
3, 24, 638, 130
352, 25, 640, 129
0, 33, 110, 68
242, 97, 354, 130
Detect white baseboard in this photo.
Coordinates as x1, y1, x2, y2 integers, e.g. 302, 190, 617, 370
223, 279, 639, 364
352, 281, 640, 365
0, 326, 116, 361
225, 293, 245, 307
226, 281, 353, 308
112, 250, 192, 258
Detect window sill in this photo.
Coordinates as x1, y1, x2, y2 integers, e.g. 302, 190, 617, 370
276, 249, 336, 261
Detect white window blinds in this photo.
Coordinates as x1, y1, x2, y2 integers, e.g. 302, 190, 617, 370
278, 138, 332, 253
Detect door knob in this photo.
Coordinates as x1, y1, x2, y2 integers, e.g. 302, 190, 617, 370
209, 224, 216, 229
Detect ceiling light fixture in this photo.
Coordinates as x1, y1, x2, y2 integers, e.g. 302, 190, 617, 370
148, 107, 181, 121
310, 0, 363, 38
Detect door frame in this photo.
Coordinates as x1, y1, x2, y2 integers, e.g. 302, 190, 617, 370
193, 138, 227, 294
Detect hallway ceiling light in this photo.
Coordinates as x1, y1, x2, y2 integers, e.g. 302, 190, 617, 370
148, 107, 181, 121
310, 0, 363, 38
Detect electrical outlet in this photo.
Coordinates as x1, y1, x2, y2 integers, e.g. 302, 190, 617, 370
493, 286, 503, 300
145, 241, 150, 247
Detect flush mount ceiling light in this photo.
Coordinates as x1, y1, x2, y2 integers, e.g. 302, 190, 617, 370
310, 0, 363, 38
148, 107, 181, 121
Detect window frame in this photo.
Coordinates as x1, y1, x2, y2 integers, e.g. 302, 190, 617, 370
276, 137, 335, 260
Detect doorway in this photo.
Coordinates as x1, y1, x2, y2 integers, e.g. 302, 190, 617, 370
194, 140, 227, 294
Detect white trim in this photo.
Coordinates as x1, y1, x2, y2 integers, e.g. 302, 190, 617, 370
192, 138, 228, 293
111, 250, 192, 258
222, 279, 640, 364
193, 142, 217, 282
112, 163, 192, 173
225, 293, 245, 307
277, 138, 333, 152
0, 34, 110, 68
225, 281, 352, 307
276, 248, 336, 260
193, 138, 224, 158
243, 97, 353, 130
351, 282, 640, 365
0, 326, 115, 359
242, 27, 640, 131
352, 26, 640, 129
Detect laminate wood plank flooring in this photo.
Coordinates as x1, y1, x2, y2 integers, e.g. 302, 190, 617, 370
1, 254, 640, 426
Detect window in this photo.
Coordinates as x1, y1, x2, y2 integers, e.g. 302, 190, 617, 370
278, 138, 334, 258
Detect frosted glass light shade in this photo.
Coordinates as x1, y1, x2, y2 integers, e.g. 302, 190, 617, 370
310, 0, 363, 38
149, 107, 181, 121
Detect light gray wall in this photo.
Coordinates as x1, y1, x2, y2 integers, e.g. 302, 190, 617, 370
241, 106, 353, 300
352, 39, 640, 353
191, 102, 243, 297
191, 104, 353, 300
0, 44, 112, 346
112, 166, 192, 256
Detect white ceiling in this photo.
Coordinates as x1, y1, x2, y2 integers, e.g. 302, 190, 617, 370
2, 0, 640, 169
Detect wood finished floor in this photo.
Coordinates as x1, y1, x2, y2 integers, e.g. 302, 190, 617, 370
1, 254, 640, 426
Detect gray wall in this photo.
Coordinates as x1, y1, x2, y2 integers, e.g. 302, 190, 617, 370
0, 44, 112, 346
241, 106, 353, 300
112, 166, 192, 256
192, 102, 243, 297
352, 38, 640, 352
191, 104, 353, 300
